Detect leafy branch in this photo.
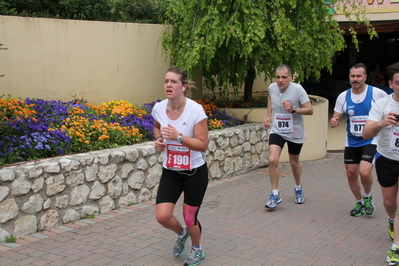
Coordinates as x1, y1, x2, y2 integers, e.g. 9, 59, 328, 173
162, 0, 376, 101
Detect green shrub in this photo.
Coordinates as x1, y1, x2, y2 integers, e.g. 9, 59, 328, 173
58, 0, 113, 20
0, 0, 169, 23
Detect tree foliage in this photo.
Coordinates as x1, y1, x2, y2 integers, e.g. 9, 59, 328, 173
0, 0, 170, 23
162, 0, 376, 99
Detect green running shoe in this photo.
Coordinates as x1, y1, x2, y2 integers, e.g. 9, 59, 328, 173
387, 246, 399, 265
389, 220, 395, 240
173, 226, 189, 258
184, 247, 205, 266
363, 196, 375, 215
350, 202, 365, 217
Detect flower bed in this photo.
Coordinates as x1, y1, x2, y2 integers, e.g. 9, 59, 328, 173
0, 123, 268, 241
0, 97, 241, 167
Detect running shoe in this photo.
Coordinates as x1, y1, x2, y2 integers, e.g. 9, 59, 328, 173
389, 220, 395, 240
173, 226, 189, 257
265, 192, 282, 209
184, 247, 205, 266
350, 202, 365, 217
294, 186, 305, 204
387, 246, 399, 265
363, 196, 375, 215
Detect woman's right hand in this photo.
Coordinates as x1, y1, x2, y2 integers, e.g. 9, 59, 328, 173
155, 138, 166, 152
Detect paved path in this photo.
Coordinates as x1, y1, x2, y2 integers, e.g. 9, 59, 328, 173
0, 152, 392, 266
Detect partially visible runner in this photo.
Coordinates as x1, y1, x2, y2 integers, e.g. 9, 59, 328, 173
152, 66, 209, 266
330, 63, 387, 217
363, 62, 399, 265
263, 64, 313, 209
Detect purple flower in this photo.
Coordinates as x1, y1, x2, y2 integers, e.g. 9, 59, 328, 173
35, 143, 44, 150
0, 97, 240, 166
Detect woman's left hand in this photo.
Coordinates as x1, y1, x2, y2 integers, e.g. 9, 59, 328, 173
160, 124, 179, 140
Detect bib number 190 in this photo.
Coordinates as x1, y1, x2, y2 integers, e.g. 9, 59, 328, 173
168, 154, 189, 166
166, 144, 191, 170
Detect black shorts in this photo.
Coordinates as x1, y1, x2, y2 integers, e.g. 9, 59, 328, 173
269, 133, 303, 155
344, 144, 376, 164
376, 155, 399, 187
156, 163, 208, 206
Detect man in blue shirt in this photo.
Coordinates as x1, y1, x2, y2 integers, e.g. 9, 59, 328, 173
330, 63, 387, 217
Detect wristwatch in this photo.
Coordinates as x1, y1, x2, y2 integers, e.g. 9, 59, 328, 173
291, 106, 297, 113
177, 133, 183, 143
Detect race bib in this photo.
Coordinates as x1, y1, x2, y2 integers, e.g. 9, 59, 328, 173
349, 115, 368, 137
388, 126, 399, 153
166, 144, 191, 170
275, 113, 293, 134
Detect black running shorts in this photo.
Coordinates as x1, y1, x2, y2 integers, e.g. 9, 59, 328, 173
344, 144, 376, 164
156, 163, 208, 207
269, 133, 303, 155
376, 155, 399, 188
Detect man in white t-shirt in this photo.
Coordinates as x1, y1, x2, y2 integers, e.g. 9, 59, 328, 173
363, 62, 399, 265
330, 63, 387, 217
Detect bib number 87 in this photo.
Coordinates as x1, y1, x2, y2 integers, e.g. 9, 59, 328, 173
354, 124, 364, 132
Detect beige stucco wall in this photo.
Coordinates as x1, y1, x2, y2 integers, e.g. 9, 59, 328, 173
0, 15, 271, 105
301, 96, 329, 161
223, 95, 329, 162
0, 16, 170, 105
0, 16, 330, 162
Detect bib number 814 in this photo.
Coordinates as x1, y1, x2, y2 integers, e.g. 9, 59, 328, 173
278, 121, 289, 128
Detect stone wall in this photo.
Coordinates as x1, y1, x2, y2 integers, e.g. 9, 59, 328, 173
0, 123, 269, 242
223, 95, 329, 162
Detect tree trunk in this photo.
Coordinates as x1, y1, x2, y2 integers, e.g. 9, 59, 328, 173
244, 67, 255, 103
